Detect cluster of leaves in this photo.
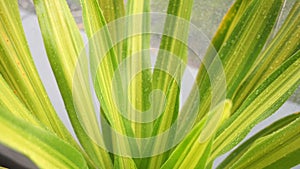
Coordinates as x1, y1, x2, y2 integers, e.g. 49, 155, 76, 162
0, 0, 299, 168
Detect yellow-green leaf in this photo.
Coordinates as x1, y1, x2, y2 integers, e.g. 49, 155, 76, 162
0, 0, 74, 145
228, 113, 300, 169
0, 106, 88, 169
211, 50, 300, 162
161, 100, 231, 169
218, 113, 300, 169
33, 0, 112, 168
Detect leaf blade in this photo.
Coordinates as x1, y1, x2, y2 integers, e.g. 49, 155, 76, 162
228, 113, 300, 169
33, 0, 112, 167
161, 100, 231, 169
211, 49, 300, 162
0, 106, 88, 169
218, 113, 300, 169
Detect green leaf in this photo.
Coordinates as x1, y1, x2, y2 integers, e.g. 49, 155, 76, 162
220, 0, 284, 99
33, 0, 112, 168
98, 0, 125, 23
161, 100, 231, 169
97, 0, 125, 61
232, 1, 300, 112
80, 0, 131, 136
140, 0, 194, 168
225, 112, 300, 169
180, 0, 248, 125
0, 106, 88, 169
0, 75, 42, 127
211, 49, 300, 162
124, 0, 152, 138
218, 113, 300, 169
194, 0, 284, 122
0, 0, 74, 145
80, 0, 138, 167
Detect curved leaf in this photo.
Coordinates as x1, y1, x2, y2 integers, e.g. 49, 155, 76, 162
211, 49, 300, 162
232, 1, 300, 111
0, 0, 73, 145
0, 106, 88, 169
161, 100, 231, 169
33, 0, 112, 168
218, 113, 300, 169
0, 75, 42, 127
227, 113, 300, 169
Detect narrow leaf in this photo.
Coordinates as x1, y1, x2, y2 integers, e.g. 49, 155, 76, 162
80, 0, 137, 167
124, 0, 152, 138
0, 75, 42, 127
161, 100, 231, 169
0, 0, 74, 145
228, 113, 300, 169
211, 50, 300, 161
97, 0, 125, 61
143, 0, 194, 168
0, 106, 88, 169
232, 1, 300, 111
218, 113, 300, 169
33, 0, 112, 168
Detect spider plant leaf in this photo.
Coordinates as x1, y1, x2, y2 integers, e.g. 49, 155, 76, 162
0, 106, 88, 169
0, 0, 74, 145
180, 0, 249, 124
80, 0, 138, 167
211, 50, 300, 162
218, 112, 300, 169
161, 100, 231, 169
80, 0, 133, 136
33, 0, 112, 168
0, 75, 42, 127
124, 0, 152, 138
152, 0, 194, 133
97, 0, 125, 60
195, 0, 284, 122
202, 0, 250, 61
142, 0, 194, 168
97, 0, 125, 23
232, 1, 300, 111
224, 112, 300, 169
219, 0, 284, 99
194, 0, 250, 88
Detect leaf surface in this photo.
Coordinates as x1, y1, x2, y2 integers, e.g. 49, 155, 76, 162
218, 113, 300, 169
0, 106, 88, 169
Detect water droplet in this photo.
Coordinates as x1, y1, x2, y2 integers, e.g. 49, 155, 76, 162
256, 34, 261, 39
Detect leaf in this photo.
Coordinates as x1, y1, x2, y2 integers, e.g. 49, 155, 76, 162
232, 1, 300, 112
98, 0, 125, 23
211, 49, 300, 162
219, 0, 284, 99
0, 0, 74, 145
80, 0, 132, 136
194, 0, 284, 122
225, 112, 300, 169
80, 0, 138, 167
33, 0, 112, 168
97, 0, 125, 60
141, 0, 195, 168
123, 0, 152, 139
0, 75, 42, 127
180, 0, 248, 125
218, 113, 300, 169
161, 100, 231, 169
0, 106, 88, 169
